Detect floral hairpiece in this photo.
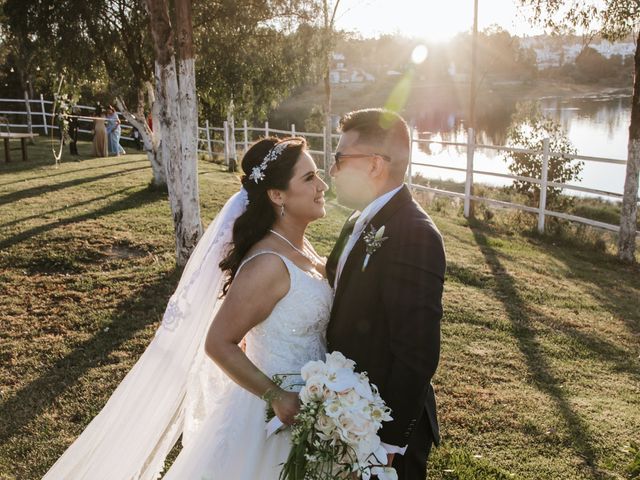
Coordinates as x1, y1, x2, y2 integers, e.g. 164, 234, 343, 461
249, 141, 290, 183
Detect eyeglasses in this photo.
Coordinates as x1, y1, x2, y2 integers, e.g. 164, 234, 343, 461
333, 152, 391, 168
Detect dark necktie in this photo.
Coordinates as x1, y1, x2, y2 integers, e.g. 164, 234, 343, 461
326, 213, 359, 286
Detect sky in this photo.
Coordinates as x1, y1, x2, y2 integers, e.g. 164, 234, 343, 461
334, 0, 544, 42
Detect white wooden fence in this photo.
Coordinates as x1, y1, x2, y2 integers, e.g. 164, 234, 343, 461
1, 96, 637, 238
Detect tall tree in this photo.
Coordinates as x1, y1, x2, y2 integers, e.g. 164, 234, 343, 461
193, 1, 322, 124
145, 0, 202, 266
518, 0, 639, 262
322, 0, 342, 182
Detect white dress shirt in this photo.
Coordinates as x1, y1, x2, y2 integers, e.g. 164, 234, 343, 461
333, 184, 408, 456
334, 184, 403, 290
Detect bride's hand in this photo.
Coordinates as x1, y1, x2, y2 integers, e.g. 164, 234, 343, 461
271, 390, 300, 426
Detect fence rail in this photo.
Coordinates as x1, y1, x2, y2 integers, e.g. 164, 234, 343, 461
1, 96, 637, 238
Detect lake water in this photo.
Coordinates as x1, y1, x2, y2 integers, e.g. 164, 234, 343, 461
411, 93, 631, 199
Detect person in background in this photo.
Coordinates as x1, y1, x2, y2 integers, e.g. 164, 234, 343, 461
92, 104, 108, 158
105, 105, 126, 156
69, 106, 79, 156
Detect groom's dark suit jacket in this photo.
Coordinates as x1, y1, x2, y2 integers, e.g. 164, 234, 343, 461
326, 185, 445, 447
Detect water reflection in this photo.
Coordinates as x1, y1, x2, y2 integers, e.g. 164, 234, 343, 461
411, 94, 631, 197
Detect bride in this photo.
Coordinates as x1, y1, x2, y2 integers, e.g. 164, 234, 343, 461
43, 137, 332, 479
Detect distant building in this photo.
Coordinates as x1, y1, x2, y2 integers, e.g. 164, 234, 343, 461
330, 52, 376, 84
520, 36, 635, 70
591, 41, 636, 59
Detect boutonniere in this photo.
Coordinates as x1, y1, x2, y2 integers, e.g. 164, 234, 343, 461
362, 225, 388, 272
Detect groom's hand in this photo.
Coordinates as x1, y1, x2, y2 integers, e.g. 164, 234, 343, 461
386, 453, 395, 466
272, 390, 300, 426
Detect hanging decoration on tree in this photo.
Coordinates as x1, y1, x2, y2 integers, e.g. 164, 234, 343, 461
49, 75, 78, 166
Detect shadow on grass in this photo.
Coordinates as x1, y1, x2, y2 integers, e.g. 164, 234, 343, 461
0, 165, 149, 205
469, 219, 601, 476
544, 243, 640, 340
0, 158, 148, 189
460, 215, 640, 366
0, 186, 163, 250
0, 266, 182, 449
0, 186, 138, 229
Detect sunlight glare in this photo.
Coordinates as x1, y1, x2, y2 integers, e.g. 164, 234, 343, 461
429, 133, 444, 155
411, 45, 428, 64
337, 0, 535, 42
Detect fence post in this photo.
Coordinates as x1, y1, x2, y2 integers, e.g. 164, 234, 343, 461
40, 93, 47, 135
243, 119, 249, 153
464, 128, 475, 218
229, 116, 237, 170
291, 123, 296, 136
205, 119, 212, 160
407, 123, 414, 190
538, 137, 550, 234
24, 91, 33, 141
265, 121, 269, 137
223, 120, 229, 167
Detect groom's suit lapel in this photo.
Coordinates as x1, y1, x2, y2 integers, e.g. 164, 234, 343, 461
333, 185, 413, 308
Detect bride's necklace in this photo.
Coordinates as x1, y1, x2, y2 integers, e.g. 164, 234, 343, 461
269, 229, 317, 267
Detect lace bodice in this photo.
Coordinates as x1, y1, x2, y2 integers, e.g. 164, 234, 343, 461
239, 251, 333, 384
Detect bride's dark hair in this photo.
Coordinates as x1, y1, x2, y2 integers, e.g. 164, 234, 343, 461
219, 136, 307, 295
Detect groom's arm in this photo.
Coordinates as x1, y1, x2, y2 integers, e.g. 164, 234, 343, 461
378, 221, 445, 446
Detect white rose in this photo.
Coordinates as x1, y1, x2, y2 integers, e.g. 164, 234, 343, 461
322, 386, 335, 401
300, 360, 327, 381
337, 388, 360, 409
305, 374, 327, 392
346, 415, 372, 438
299, 384, 323, 404
315, 413, 335, 435
337, 414, 355, 440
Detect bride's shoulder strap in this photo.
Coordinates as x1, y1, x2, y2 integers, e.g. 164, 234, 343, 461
237, 250, 295, 277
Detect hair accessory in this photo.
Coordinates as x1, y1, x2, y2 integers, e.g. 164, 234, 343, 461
249, 141, 290, 183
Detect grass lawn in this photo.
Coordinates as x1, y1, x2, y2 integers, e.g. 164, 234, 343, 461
1, 139, 638, 479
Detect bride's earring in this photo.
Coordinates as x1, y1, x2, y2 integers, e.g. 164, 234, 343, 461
280, 204, 285, 217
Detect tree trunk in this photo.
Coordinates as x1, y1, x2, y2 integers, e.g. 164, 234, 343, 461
115, 94, 166, 188
323, 51, 332, 180
136, 83, 146, 118
322, 0, 333, 187
174, 0, 203, 262
617, 32, 640, 263
146, 0, 202, 267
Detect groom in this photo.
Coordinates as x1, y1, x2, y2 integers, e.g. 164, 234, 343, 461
326, 109, 446, 479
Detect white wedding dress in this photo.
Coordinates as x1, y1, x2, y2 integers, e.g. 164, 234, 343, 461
161, 250, 333, 480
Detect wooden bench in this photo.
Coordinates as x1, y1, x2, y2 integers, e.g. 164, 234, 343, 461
0, 132, 39, 163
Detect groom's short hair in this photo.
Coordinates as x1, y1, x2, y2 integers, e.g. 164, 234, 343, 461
339, 108, 410, 181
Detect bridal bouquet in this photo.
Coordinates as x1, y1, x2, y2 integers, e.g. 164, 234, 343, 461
279, 352, 397, 480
